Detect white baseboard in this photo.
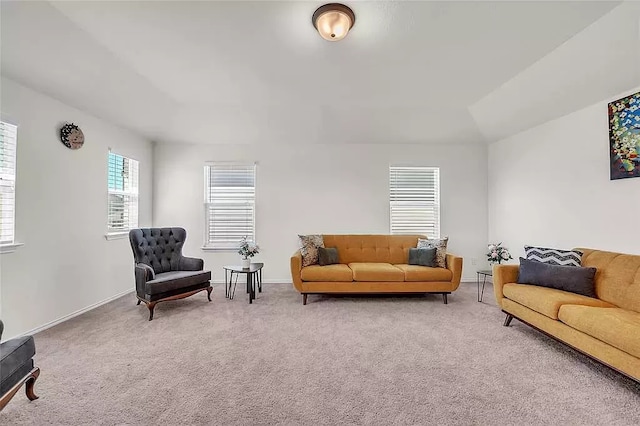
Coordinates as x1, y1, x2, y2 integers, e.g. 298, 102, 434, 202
10, 288, 134, 340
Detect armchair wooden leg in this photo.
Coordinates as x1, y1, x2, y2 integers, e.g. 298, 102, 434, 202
25, 367, 40, 401
442, 293, 448, 304
503, 314, 514, 327
302, 294, 308, 305
0, 367, 40, 411
206, 286, 213, 302
147, 302, 157, 321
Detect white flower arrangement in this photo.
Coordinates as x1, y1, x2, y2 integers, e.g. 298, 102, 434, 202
238, 236, 259, 259
487, 242, 512, 265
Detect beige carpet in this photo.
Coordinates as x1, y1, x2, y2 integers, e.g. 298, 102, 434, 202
2, 282, 639, 425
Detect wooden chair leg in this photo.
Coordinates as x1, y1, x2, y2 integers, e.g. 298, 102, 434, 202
302, 294, 308, 305
25, 367, 40, 401
503, 314, 514, 327
206, 286, 213, 302
147, 302, 157, 321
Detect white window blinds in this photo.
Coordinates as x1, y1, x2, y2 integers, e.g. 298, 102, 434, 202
389, 166, 440, 238
107, 152, 139, 234
0, 121, 17, 245
204, 163, 256, 249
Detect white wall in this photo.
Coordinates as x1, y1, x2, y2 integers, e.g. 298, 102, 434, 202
153, 143, 488, 282
0, 78, 153, 339
470, 1, 640, 142
488, 87, 640, 259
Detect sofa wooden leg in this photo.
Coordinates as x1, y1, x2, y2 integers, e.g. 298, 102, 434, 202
147, 302, 156, 321
206, 286, 213, 302
302, 294, 308, 305
137, 299, 141, 305
442, 293, 448, 304
503, 314, 514, 327
25, 367, 40, 401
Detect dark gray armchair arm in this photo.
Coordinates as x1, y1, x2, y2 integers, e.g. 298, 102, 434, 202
135, 263, 155, 295
179, 256, 204, 271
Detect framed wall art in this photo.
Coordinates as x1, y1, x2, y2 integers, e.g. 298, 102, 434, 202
608, 92, 639, 180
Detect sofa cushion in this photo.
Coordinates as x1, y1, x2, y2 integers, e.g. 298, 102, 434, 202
322, 235, 424, 264
0, 335, 36, 389
558, 305, 640, 359
517, 257, 597, 297
578, 249, 640, 313
1, 359, 33, 395
145, 270, 212, 295
503, 283, 614, 320
394, 264, 453, 282
301, 264, 353, 282
348, 263, 404, 282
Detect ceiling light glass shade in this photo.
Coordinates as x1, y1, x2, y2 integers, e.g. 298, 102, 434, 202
313, 4, 355, 42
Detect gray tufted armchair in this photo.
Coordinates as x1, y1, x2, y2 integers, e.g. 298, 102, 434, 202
129, 227, 212, 320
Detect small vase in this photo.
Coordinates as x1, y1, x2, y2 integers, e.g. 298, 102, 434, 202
241, 258, 251, 269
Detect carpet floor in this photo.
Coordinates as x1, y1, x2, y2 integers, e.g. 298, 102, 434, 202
2, 282, 639, 425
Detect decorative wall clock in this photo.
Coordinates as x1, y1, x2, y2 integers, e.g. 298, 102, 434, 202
59, 123, 85, 150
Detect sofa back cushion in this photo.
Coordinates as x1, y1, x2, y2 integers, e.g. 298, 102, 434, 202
129, 227, 186, 274
577, 248, 640, 313
322, 235, 424, 264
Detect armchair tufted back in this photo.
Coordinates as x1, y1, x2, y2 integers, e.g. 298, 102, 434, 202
129, 228, 187, 274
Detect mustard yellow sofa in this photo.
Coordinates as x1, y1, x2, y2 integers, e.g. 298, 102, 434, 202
494, 248, 640, 383
290, 235, 463, 305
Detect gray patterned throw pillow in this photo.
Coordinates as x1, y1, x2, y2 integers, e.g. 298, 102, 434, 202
298, 235, 325, 267
525, 245, 583, 267
417, 237, 449, 268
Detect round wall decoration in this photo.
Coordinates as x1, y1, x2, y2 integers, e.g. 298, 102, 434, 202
59, 123, 85, 150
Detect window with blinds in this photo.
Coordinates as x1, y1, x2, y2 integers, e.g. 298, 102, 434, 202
107, 152, 139, 234
0, 121, 18, 245
204, 163, 256, 249
389, 166, 440, 238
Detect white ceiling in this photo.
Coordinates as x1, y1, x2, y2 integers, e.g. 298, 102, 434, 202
1, 0, 637, 145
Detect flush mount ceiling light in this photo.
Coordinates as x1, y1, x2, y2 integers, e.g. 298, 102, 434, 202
312, 3, 355, 42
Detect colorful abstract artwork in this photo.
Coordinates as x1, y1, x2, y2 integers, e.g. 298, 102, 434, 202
609, 92, 640, 180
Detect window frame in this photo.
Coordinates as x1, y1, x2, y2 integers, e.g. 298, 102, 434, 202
389, 165, 441, 239
0, 119, 19, 251
202, 162, 257, 251
106, 150, 139, 238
